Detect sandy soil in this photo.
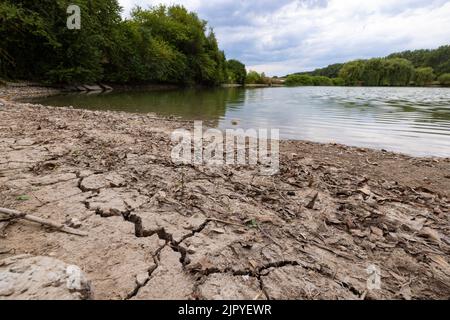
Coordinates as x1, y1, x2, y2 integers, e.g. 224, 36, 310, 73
0, 84, 449, 300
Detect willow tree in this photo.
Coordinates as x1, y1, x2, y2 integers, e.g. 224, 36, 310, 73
414, 67, 435, 86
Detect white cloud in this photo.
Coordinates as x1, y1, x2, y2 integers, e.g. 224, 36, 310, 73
118, 0, 450, 76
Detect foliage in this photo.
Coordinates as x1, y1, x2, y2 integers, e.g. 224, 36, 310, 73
226, 59, 247, 84
312, 76, 333, 86
298, 63, 344, 78
0, 0, 121, 83
332, 77, 345, 86
285, 74, 334, 86
0, 1, 238, 86
338, 60, 365, 86
338, 58, 414, 86
388, 45, 450, 76
290, 45, 449, 87
413, 67, 435, 86
285, 74, 312, 86
438, 73, 450, 86
245, 70, 265, 84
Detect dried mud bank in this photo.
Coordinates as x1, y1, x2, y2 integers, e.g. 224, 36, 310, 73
0, 85, 449, 300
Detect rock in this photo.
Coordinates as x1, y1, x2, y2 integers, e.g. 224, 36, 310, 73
76, 86, 88, 92
0, 255, 92, 300
98, 83, 113, 91
65, 218, 82, 229
83, 84, 103, 92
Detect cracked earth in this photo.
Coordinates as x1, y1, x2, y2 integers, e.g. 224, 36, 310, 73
0, 86, 449, 300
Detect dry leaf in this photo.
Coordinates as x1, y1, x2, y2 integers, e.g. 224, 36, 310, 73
419, 227, 441, 244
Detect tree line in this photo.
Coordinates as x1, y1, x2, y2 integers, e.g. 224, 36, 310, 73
0, 0, 247, 86
286, 45, 450, 87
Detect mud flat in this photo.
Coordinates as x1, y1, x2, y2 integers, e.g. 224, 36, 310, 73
0, 85, 449, 300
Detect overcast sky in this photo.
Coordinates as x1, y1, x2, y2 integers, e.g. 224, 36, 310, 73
118, 0, 450, 76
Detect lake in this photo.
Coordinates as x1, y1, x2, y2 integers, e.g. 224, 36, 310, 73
32, 86, 450, 157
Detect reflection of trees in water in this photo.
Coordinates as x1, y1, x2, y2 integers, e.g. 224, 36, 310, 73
36, 88, 247, 126
335, 98, 450, 124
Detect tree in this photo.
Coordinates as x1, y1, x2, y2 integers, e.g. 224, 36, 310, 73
312, 76, 333, 86
339, 60, 365, 86
226, 60, 247, 84
291, 45, 450, 87
338, 58, 414, 86
0, 0, 122, 83
0, 2, 230, 86
380, 58, 414, 86
438, 73, 450, 86
332, 77, 345, 86
362, 58, 384, 86
414, 67, 435, 86
285, 74, 335, 86
309, 63, 344, 78
285, 74, 313, 86
245, 71, 263, 84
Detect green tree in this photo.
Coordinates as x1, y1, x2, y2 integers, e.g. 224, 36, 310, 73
312, 76, 333, 86
438, 73, 450, 86
0, 2, 231, 86
362, 58, 384, 86
309, 63, 343, 78
226, 60, 246, 84
332, 77, 345, 86
245, 70, 263, 84
414, 67, 435, 86
380, 58, 414, 86
0, 0, 122, 83
294, 45, 450, 87
339, 60, 365, 86
285, 74, 314, 86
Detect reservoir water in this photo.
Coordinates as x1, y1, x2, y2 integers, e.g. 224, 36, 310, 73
32, 86, 450, 157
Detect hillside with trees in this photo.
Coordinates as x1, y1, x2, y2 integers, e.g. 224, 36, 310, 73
286, 45, 450, 87
0, 0, 245, 86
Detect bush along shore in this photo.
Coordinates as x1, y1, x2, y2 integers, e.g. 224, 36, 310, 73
0, 84, 449, 300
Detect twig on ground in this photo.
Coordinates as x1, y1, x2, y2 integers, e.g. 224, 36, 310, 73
0, 207, 88, 237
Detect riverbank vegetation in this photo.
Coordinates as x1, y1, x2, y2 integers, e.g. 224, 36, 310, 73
288, 45, 450, 87
245, 71, 266, 85
285, 74, 344, 87
226, 60, 247, 85
0, 0, 245, 86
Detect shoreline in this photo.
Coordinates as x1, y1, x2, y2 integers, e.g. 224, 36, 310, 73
0, 84, 449, 300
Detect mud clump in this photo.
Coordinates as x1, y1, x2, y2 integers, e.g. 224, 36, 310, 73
0, 255, 91, 300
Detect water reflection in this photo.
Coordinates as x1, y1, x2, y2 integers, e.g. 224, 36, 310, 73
31, 86, 450, 157
35, 88, 246, 126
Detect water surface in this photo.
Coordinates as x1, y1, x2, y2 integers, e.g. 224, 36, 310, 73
32, 86, 450, 157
